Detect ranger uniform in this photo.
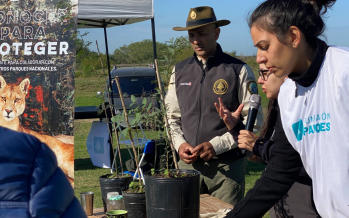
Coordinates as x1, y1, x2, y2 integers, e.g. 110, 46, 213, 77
165, 6, 263, 205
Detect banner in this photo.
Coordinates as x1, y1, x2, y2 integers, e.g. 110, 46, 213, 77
0, 0, 78, 186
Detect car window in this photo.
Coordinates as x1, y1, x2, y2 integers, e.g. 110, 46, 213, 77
111, 77, 157, 96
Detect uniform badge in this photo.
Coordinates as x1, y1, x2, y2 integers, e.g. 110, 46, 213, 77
247, 81, 258, 94
191, 11, 196, 19
213, 79, 228, 95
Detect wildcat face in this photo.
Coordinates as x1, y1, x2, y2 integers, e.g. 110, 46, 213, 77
0, 76, 74, 184
0, 76, 30, 122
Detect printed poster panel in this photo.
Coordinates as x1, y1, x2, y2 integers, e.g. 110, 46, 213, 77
0, 0, 78, 186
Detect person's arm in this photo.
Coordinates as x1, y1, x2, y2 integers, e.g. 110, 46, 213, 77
253, 137, 275, 163
237, 129, 275, 163
208, 64, 264, 156
226, 113, 302, 218
165, 68, 197, 164
165, 70, 186, 152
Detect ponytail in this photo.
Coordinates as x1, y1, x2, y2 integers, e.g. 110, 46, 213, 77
248, 0, 336, 49
311, 0, 336, 14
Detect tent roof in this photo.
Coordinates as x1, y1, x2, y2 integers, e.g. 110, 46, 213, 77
78, 0, 154, 28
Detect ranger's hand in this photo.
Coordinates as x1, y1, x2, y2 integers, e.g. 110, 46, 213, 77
215, 98, 244, 130
238, 130, 259, 152
191, 142, 216, 162
178, 142, 197, 164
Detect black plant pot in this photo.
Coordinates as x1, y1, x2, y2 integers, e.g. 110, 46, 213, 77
99, 174, 133, 212
144, 169, 200, 218
122, 188, 146, 218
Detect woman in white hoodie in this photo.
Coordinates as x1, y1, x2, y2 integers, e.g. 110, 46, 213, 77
228, 0, 349, 217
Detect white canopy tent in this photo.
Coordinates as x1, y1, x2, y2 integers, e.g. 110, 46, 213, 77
77, 0, 158, 105
77, 0, 171, 169
78, 0, 154, 28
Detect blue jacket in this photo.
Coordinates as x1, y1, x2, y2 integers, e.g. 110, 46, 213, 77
0, 127, 86, 218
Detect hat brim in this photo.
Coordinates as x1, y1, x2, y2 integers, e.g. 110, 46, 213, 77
173, 20, 230, 31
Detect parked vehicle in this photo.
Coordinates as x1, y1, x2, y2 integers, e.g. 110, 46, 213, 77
98, 67, 159, 127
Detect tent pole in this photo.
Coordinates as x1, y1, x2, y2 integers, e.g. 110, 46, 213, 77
151, 17, 179, 170
103, 21, 114, 106
103, 21, 116, 169
151, 18, 157, 60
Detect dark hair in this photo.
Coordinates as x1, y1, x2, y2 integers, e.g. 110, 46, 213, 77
259, 99, 278, 139
248, 0, 336, 49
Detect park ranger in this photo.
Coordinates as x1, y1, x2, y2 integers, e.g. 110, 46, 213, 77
165, 6, 263, 205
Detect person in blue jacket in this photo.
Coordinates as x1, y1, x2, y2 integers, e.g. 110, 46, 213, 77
0, 126, 86, 218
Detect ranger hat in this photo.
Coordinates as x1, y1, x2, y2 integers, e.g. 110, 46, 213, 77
173, 6, 230, 31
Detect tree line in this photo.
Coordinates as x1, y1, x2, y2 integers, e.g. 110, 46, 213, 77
75, 35, 255, 85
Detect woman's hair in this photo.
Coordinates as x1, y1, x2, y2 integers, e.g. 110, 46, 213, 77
259, 99, 278, 139
248, 0, 336, 49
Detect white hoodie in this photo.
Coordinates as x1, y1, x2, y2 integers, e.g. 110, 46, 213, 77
279, 46, 349, 218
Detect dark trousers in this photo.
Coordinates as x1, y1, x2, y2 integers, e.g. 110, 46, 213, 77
269, 181, 321, 218
178, 157, 246, 205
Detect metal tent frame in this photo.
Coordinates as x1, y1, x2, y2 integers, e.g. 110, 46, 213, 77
77, 0, 157, 106
77, 0, 178, 169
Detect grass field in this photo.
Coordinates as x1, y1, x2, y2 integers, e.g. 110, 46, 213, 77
74, 69, 270, 217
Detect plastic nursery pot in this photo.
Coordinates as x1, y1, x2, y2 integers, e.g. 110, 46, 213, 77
99, 174, 133, 212
121, 188, 146, 218
106, 209, 128, 218
144, 169, 200, 218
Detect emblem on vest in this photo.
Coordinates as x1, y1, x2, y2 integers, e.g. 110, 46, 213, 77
213, 79, 228, 95
247, 81, 258, 94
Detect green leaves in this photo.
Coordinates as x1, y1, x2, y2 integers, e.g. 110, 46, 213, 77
147, 102, 152, 111
131, 95, 137, 103
142, 98, 147, 105
111, 114, 124, 123
131, 113, 142, 126
128, 181, 145, 193
121, 127, 130, 138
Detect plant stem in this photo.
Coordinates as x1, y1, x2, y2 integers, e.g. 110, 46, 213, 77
115, 76, 142, 186
153, 59, 179, 170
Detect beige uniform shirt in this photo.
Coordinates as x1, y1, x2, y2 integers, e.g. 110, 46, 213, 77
165, 60, 264, 155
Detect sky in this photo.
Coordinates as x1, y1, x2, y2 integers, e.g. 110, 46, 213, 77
80, 0, 349, 56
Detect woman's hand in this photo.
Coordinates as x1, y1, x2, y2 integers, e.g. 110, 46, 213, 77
214, 97, 244, 130
238, 130, 259, 152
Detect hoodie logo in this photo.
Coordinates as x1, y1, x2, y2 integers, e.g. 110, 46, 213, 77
292, 119, 304, 141
213, 79, 228, 95
292, 114, 331, 141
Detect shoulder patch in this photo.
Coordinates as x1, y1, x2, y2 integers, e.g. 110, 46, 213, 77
247, 81, 258, 94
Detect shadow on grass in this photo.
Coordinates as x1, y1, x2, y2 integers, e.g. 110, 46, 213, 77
246, 160, 265, 175
75, 147, 134, 171
75, 158, 97, 171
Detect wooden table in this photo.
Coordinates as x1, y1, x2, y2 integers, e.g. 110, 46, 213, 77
87, 194, 233, 217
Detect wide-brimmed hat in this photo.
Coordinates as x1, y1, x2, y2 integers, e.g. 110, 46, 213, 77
173, 6, 230, 31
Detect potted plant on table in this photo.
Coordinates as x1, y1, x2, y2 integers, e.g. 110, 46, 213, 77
95, 43, 133, 212
113, 77, 147, 218
112, 57, 201, 218
127, 59, 201, 218
140, 90, 200, 218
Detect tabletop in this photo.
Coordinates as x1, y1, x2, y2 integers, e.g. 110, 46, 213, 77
87, 194, 234, 218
